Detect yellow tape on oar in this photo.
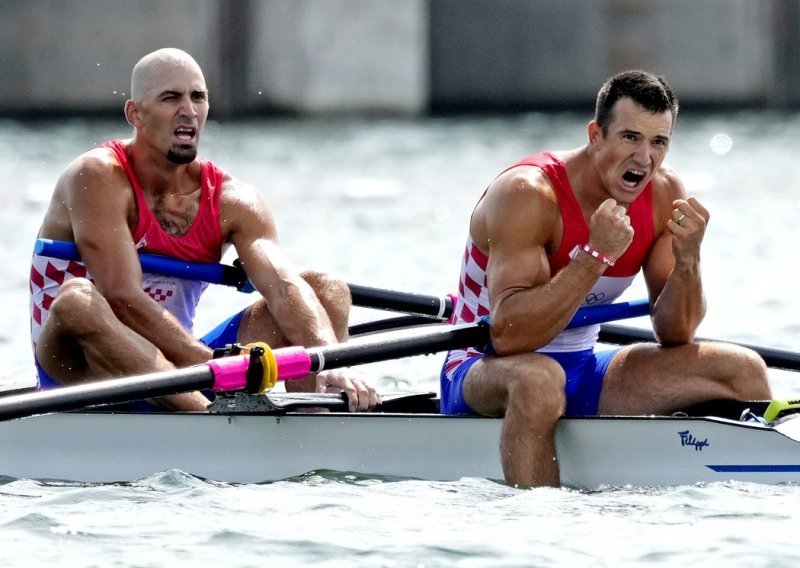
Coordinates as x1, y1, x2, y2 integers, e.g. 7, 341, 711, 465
764, 399, 800, 424
244, 342, 278, 393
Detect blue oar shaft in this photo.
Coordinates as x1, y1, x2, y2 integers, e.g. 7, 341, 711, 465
33, 239, 650, 326
566, 299, 649, 328
35, 238, 251, 291
34, 238, 455, 317
34, 239, 456, 316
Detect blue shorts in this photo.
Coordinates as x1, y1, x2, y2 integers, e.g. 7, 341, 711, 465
34, 308, 248, 410
440, 348, 620, 417
199, 309, 247, 350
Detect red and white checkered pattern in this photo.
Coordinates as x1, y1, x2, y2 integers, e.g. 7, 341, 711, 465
30, 254, 196, 351
29, 255, 91, 347
145, 287, 174, 303
442, 236, 491, 378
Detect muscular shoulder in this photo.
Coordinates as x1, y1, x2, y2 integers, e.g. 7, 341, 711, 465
472, 165, 559, 245
651, 163, 686, 200
41, 146, 134, 239
218, 175, 277, 240
58, 146, 129, 190
650, 163, 687, 211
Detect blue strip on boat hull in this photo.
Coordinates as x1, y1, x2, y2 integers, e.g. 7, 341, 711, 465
707, 465, 800, 472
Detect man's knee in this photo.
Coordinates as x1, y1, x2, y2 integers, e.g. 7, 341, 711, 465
507, 356, 567, 415
301, 271, 350, 339
714, 343, 770, 396
470, 354, 566, 419
302, 271, 349, 302
47, 278, 100, 330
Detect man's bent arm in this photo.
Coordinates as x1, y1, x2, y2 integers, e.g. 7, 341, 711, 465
479, 172, 613, 355
64, 155, 212, 367
645, 199, 708, 345
223, 182, 339, 349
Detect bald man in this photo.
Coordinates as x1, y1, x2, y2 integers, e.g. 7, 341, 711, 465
30, 48, 378, 411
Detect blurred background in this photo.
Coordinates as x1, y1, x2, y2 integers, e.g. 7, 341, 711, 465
2, 4, 800, 559
2, 0, 800, 118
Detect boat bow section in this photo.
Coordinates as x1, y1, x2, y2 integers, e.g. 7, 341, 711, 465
557, 415, 800, 488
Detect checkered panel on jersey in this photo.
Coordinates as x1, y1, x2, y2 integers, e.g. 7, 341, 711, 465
29, 255, 94, 346
145, 287, 174, 303
454, 239, 490, 325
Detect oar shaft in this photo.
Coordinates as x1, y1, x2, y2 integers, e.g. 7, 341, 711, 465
0, 365, 219, 421
305, 322, 489, 375
599, 324, 800, 371
34, 238, 454, 318
2, 300, 651, 421
565, 299, 648, 329
35, 238, 251, 291
350, 299, 650, 336
348, 284, 454, 319
349, 315, 441, 336
284, 301, 650, 378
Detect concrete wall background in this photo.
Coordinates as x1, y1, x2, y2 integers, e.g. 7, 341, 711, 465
0, 0, 222, 114
1, 0, 799, 117
429, 0, 777, 110
249, 0, 427, 114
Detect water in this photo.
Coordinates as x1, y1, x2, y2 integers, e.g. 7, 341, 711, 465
1, 112, 800, 565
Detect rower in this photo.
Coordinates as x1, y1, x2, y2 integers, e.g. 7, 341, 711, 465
29, 48, 378, 413
439, 70, 772, 487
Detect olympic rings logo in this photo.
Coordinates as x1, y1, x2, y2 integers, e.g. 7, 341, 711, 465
584, 292, 606, 305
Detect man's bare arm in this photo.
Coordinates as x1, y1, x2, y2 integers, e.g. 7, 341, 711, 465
62, 152, 212, 367
222, 180, 339, 349
480, 169, 632, 355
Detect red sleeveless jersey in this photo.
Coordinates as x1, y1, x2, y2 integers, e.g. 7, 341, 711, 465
103, 139, 225, 262
443, 151, 656, 378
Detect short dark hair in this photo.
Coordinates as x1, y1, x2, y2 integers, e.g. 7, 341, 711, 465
595, 70, 679, 134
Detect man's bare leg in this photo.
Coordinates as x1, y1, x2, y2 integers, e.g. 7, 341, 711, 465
36, 278, 209, 410
598, 341, 771, 415
463, 353, 566, 487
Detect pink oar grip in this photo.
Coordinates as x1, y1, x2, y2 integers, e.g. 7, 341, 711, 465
206, 355, 251, 391
274, 346, 313, 380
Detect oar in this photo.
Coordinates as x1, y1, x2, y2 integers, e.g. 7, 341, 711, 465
35, 238, 254, 292
0, 321, 489, 422
34, 238, 455, 319
1, 301, 648, 421
350, 315, 448, 335
599, 324, 800, 371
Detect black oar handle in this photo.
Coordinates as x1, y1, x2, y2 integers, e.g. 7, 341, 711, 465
308, 321, 489, 372
599, 324, 800, 371
348, 284, 454, 319
0, 366, 216, 422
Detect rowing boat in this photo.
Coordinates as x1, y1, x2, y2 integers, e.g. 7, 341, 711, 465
1, 391, 799, 489
19, 241, 800, 488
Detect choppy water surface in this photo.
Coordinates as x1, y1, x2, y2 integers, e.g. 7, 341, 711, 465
1, 112, 799, 566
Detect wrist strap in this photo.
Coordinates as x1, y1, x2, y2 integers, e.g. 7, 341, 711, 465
574, 243, 615, 267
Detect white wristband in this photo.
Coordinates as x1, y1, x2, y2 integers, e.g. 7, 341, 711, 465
573, 243, 615, 267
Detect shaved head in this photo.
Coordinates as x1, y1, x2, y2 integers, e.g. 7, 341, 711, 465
130, 48, 206, 103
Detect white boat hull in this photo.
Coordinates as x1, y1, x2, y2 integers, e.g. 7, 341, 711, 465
2, 409, 800, 489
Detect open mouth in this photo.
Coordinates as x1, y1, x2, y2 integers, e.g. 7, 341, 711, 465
174, 126, 196, 143
622, 169, 646, 188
